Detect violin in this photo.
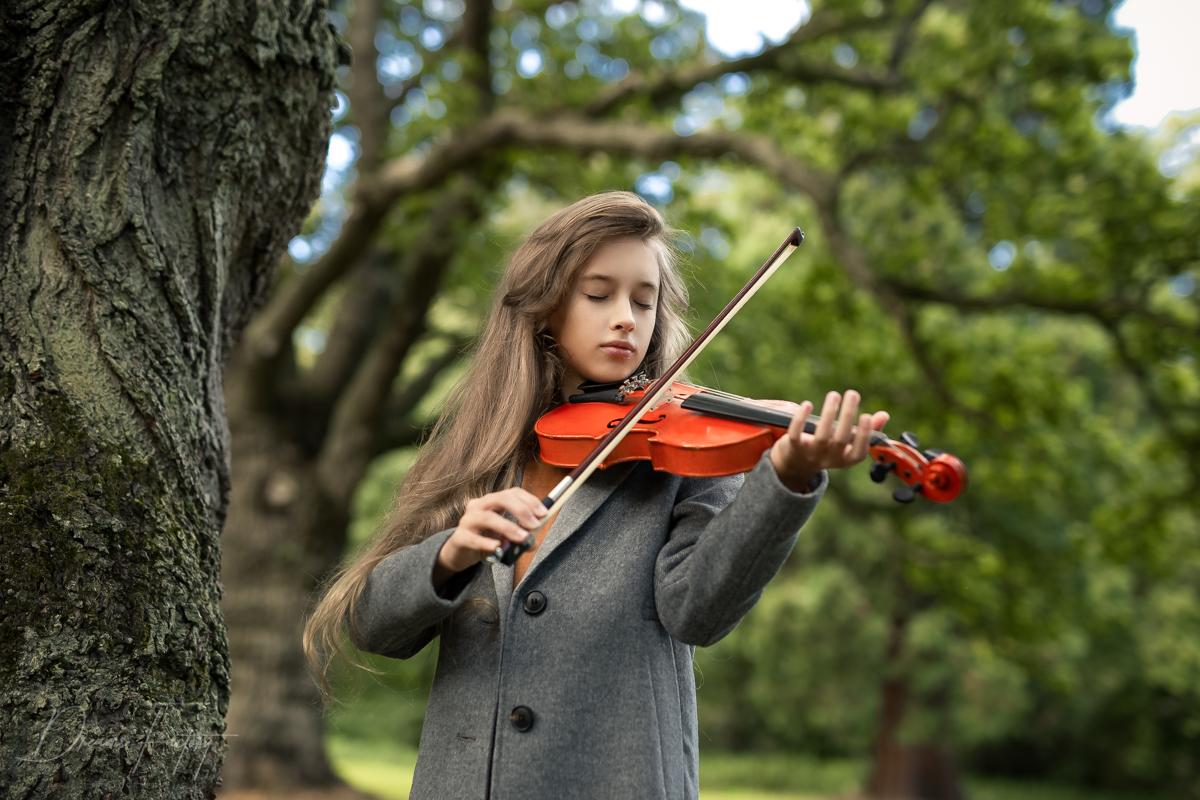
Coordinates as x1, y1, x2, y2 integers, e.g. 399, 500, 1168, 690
536, 377, 967, 504
489, 227, 967, 567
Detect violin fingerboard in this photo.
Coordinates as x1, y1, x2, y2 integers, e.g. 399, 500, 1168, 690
680, 393, 794, 429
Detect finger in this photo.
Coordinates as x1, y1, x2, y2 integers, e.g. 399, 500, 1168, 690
466, 533, 503, 557
456, 534, 499, 561
849, 413, 873, 463
484, 492, 544, 529
787, 400, 813, 448
448, 530, 504, 565
463, 509, 530, 544
813, 391, 840, 445
833, 390, 860, 446
871, 410, 890, 431
508, 487, 550, 517
505, 487, 550, 521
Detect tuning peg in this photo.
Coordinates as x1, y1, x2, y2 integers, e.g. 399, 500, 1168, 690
869, 460, 895, 483
893, 484, 922, 504
923, 448, 945, 460
900, 431, 920, 449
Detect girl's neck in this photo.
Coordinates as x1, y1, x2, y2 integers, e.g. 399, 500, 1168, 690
560, 366, 649, 404
559, 366, 586, 403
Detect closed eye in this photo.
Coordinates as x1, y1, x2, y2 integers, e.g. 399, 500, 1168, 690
586, 294, 654, 310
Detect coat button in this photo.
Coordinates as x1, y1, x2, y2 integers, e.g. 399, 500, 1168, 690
510, 706, 534, 732
523, 590, 546, 615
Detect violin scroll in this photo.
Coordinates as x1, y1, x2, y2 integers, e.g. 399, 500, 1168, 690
867, 432, 967, 504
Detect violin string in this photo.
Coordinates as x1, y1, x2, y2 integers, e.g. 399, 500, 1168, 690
684, 382, 889, 444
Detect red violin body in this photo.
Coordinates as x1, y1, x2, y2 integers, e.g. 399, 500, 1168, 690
538, 382, 789, 475
536, 381, 967, 504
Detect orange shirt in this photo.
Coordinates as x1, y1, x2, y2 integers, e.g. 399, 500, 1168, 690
515, 454, 569, 589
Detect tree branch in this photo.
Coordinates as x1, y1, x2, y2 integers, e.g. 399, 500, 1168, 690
315, 184, 481, 505
839, 140, 929, 177
771, 56, 903, 93
239, 117, 513, 368
881, 279, 1200, 339
584, 9, 898, 117
371, 334, 473, 457
389, 334, 474, 420
347, 0, 388, 170
503, 111, 836, 202
457, 0, 494, 113
300, 250, 400, 410
888, 0, 935, 72
241, 202, 390, 366
244, 106, 846, 374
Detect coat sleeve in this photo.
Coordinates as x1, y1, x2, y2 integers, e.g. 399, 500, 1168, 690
346, 529, 484, 660
654, 450, 826, 648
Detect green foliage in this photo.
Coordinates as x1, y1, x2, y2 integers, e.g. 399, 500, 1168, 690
327, 641, 438, 749
348, 448, 419, 547
314, 0, 1200, 793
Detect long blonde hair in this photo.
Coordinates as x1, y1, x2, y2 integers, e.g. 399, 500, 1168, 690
304, 191, 691, 705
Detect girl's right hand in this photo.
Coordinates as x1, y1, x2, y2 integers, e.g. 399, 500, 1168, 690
434, 488, 549, 587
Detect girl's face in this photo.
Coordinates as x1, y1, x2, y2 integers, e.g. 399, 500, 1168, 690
550, 237, 660, 394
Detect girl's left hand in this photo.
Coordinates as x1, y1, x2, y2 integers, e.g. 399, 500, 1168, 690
769, 389, 890, 493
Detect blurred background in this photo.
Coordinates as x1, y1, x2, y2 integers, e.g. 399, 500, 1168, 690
215, 0, 1200, 797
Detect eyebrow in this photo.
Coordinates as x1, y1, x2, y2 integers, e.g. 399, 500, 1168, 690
580, 273, 659, 290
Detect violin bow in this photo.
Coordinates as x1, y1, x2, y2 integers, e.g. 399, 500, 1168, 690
489, 228, 805, 565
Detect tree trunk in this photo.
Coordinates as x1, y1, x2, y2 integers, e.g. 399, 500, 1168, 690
217, 385, 348, 789
215, 259, 398, 788
0, 0, 335, 795
864, 614, 965, 800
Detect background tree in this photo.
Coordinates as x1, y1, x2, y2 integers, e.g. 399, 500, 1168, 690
0, 0, 336, 795
219, 0, 1200, 797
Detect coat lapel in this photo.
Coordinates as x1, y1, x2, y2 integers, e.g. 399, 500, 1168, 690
490, 461, 526, 607
518, 461, 635, 589
491, 559, 514, 605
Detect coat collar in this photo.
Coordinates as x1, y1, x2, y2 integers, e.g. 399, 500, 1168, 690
491, 461, 635, 603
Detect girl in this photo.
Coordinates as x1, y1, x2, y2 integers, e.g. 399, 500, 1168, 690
304, 191, 888, 799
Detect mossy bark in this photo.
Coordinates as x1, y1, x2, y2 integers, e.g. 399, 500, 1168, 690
0, 0, 336, 796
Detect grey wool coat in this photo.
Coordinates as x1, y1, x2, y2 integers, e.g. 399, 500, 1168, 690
348, 451, 827, 800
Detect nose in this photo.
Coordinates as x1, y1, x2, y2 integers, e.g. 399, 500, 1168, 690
611, 300, 635, 332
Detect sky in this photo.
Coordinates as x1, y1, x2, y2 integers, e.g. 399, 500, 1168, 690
677, 0, 1200, 129
1108, 0, 1200, 127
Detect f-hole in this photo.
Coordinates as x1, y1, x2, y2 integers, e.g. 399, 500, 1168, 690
608, 413, 667, 429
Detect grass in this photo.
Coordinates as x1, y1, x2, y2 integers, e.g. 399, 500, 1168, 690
699, 751, 864, 797
326, 736, 1170, 800
327, 737, 416, 800
963, 780, 1169, 800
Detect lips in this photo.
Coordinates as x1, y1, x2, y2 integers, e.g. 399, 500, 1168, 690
600, 340, 635, 357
